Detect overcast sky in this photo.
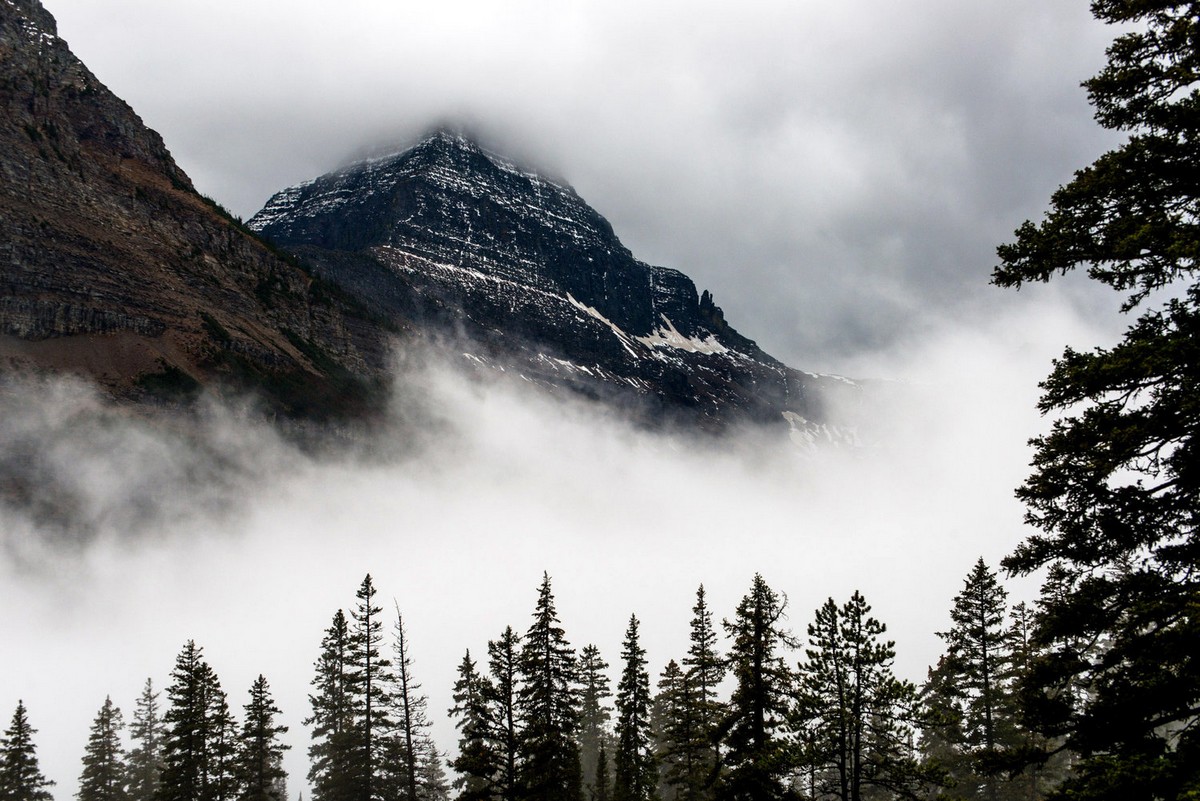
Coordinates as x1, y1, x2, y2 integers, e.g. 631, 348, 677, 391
4, 0, 1137, 793
44, 0, 1122, 371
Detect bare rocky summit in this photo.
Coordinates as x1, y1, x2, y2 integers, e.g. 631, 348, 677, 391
250, 131, 858, 434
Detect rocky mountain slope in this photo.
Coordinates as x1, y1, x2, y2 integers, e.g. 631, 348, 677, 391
0, 0, 389, 418
0, 0, 856, 438
250, 132, 858, 435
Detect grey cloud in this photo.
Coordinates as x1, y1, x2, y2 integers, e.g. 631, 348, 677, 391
44, 0, 1122, 370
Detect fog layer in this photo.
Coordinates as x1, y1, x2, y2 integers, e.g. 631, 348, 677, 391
0, 288, 1113, 794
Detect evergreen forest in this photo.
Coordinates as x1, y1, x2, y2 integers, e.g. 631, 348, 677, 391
2, 1, 1197, 800
1, 564, 1073, 801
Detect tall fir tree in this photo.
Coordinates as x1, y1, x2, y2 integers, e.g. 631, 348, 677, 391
348, 575, 393, 801
78, 696, 127, 801
158, 641, 202, 801
991, 1, 1200, 798
679, 585, 724, 800
918, 655, 968, 797
485, 627, 522, 801
159, 640, 235, 801
927, 559, 1017, 801
206, 687, 241, 801
0, 701, 55, 801
236, 676, 288, 801
516, 573, 583, 801
577, 644, 613, 800
798, 593, 927, 801
715, 575, 795, 801
651, 660, 690, 801
307, 610, 357, 801
390, 611, 432, 801
1002, 602, 1068, 801
448, 651, 499, 801
417, 743, 451, 801
613, 616, 657, 801
127, 679, 166, 801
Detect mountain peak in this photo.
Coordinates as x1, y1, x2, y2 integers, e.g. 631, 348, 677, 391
244, 133, 856, 432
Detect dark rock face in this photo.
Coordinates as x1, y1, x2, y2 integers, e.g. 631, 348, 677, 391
251, 132, 857, 432
0, 0, 387, 417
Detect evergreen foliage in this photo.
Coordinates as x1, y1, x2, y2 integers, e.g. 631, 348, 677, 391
77, 697, 127, 801
992, 2, 1200, 798
127, 680, 166, 801
715, 575, 794, 801
594, 743, 612, 801
348, 575, 393, 801
485, 628, 522, 801
207, 688, 241, 801
516, 573, 582, 801
797, 592, 927, 801
307, 610, 357, 801
1002, 602, 1069, 799
678, 585, 724, 801
651, 660, 691, 801
417, 743, 451, 801
390, 611, 432, 801
0, 701, 55, 801
577, 645, 613, 800
928, 560, 1016, 800
449, 651, 499, 801
613, 616, 657, 801
236, 676, 288, 801
158, 640, 237, 801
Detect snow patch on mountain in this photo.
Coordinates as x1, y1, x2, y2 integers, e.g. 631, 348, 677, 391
635, 315, 730, 356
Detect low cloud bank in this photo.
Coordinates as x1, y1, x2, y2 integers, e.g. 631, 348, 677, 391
0, 291, 1109, 795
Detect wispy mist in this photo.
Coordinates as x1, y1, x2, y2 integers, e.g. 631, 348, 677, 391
0, 289, 1113, 794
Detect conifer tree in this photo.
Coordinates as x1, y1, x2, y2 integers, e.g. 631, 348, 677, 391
917, 655, 967, 794
307, 610, 356, 801
449, 651, 499, 801
714, 575, 795, 801
613, 616, 656, 801
594, 743, 612, 801
210, 688, 243, 801
391, 611, 432, 801
78, 696, 127, 801
927, 559, 1017, 801
309, 610, 354, 798
485, 628, 521, 801
236, 676, 288, 801
1003, 602, 1067, 800
577, 644, 612, 799
992, 2, 1200, 797
158, 641, 202, 801
348, 575, 393, 801
127, 680, 166, 801
0, 701, 55, 801
417, 743, 451, 801
651, 661, 687, 801
679, 585, 724, 800
159, 640, 234, 801
798, 592, 926, 801
516, 573, 582, 801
